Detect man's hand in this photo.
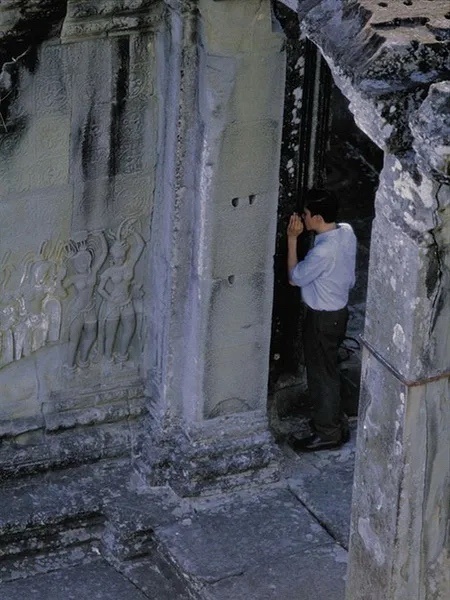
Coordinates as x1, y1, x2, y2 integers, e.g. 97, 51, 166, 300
287, 213, 303, 284
287, 213, 304, 238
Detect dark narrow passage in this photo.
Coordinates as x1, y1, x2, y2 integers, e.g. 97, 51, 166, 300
268, 1, 382, 438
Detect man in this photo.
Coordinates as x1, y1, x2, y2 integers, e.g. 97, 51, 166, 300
287, 188, 357, 451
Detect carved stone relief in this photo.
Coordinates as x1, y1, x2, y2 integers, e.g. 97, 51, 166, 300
63, 231, 108, 370
0, 242, 66, 368
0, 219, 146, 373
97, 218, 145, 365
61, 0, 165, 42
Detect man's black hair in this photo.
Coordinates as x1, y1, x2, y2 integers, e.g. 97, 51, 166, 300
303, 188, 339, 223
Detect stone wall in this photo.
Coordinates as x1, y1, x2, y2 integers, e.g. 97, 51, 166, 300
0, 0, 286, 490
0, 1, 161, 475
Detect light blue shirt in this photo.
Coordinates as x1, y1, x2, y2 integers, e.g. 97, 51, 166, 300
290, 223, 357, 311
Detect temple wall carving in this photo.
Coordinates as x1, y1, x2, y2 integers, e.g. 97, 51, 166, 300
0, 12, 157, 429
0, 1, 285, 490
0, 221, 146, 370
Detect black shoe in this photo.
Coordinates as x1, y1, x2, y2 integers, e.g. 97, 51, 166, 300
309, 420, 350, 443
293, 433, 343, 452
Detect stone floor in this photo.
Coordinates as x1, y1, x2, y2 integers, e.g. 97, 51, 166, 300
0, 422, 356, 600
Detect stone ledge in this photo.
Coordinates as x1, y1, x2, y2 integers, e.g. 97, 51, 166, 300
297, 0, 449, 154
299, 0, 449, 93
61, 0, 165, 41
411, 81, 450, 182
0, 420, 141, 480
0, 459, 195, 596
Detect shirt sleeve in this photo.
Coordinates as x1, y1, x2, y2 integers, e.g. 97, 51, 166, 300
289, 248, 331, 288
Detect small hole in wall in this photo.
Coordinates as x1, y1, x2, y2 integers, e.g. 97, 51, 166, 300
249, 194, 256, 205
231, 198, 239, 207
228, 275, 235, 285
378, 2, 388, 6
403, 0, 412, 5
444, 12, 450, 19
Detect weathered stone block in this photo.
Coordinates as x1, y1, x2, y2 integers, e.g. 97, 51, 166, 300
70, 40, 115, 105
229, 51, 286, 123
35, 44, 72, 116
72, 177, 114, 232
70, 103, 113, 183
1, 185, 73, 256
411, 81, 450, 182
199, 0, 284, 56
211, 192, 277, 278
347, 349, 410, 599
0, 127, 35, 195
143, 413, 279, 496
347, 349, 450, 600
61, 0, 163, 41
113, 98, 157, 176
203, 340, 269, 419
364, 157, 449, 379
216, 120, 281, 196
206, 272, 273, 349
364, 216, 441, 379
127, 61, 155, 101
113, 174, 154, 222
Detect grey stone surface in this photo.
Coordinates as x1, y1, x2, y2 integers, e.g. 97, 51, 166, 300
205, 543, 347, 600
299, 0, 449, 155
0, 447, 356, 600
1, 3, 449, 600
140, 412, 281, 498
0, 560, 149, 599
61, 0, 164, 41
138, 0, 287, 490
364, 162, 442, 380
346, 355, 450, 600
0, 5, 156, 480
0, 0, 285, 497
287, 425, 357, 548
411, 81, 450, 182
156, 487, 333, 581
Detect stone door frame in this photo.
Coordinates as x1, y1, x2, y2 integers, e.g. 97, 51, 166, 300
280, 1, 450, 598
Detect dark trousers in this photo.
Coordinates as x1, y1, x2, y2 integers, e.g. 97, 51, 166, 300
303, 305, 348, 442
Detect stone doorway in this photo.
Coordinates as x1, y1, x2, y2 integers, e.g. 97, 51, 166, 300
268, 2, 382, 442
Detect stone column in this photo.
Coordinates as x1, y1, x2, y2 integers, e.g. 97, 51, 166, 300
142, 0, 286, 495
346, 82, 450, 599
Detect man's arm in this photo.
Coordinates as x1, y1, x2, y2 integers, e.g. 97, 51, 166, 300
290, 249, 329, 287
287, 213, 303, 286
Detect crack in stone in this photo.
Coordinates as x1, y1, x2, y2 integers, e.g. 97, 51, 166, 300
287, 487, 349, 551
428, 184, 445, 334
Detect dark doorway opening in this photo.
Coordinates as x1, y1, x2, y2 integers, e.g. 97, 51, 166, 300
268, 2, 383, 440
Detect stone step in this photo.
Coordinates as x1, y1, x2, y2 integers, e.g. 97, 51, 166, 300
0, 511, 104, 580
0, 558, 195, 600
0, 421, 140, 481
0, 459, 198, 597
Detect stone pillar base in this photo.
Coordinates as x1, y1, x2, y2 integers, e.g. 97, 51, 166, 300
136, 411, 281, 497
